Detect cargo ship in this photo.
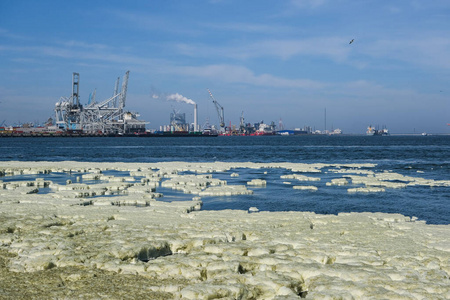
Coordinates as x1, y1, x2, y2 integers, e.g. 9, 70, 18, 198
366, 125, 389, 136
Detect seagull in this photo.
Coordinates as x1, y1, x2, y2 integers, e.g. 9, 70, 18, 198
349, 39, 354, 44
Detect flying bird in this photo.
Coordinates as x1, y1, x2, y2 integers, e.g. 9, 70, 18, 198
349, 39, 354, 44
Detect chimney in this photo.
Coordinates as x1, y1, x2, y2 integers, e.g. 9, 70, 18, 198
194, 104, 198, 132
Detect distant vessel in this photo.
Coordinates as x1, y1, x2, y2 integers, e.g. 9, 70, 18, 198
251, 122, 276, 136
367, 125, 389, 136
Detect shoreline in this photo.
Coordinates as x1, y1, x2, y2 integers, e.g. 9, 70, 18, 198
1, 133, 449, 138
1, 161, 449, 298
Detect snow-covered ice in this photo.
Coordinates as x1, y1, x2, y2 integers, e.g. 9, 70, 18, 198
0, 161, 449, 299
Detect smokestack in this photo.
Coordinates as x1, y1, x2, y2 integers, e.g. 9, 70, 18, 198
194, 104, 198, 132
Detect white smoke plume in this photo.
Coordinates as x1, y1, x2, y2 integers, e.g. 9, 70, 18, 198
166, 93, 196, 105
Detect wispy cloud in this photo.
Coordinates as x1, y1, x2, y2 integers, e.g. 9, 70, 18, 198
361, 35, 450, 69
338, 80, 416, 100
174, 36, 351, 62
202, 22, 294, 34
175, 64, 326, 89
107, 10, 202, 36
1, 40, 326, 89
0, 28, 32, 41
0, 43, 165, 69
249, 37, 351, 61
61, 40, 109, 50
289, 0, 327, 9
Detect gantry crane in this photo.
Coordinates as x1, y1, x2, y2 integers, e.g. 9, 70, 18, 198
207, 89, 225, 130
54, 71, 146, 134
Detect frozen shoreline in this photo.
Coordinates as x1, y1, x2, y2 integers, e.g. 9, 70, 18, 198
1, 161, 449, 299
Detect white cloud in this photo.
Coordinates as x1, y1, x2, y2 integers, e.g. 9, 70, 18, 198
252, 37, 351, 61
176, 64, 326, 89
2, 40, 326, 89
339, 80, 416, 100
0, 43, 168, 71
362, 35, 450, 69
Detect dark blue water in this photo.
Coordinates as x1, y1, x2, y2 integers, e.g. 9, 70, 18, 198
1, 135, 449, 224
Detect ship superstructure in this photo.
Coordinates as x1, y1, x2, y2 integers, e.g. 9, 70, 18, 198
367, 125, 389, 136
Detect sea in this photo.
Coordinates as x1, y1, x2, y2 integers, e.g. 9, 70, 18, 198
1, 135, 449, 225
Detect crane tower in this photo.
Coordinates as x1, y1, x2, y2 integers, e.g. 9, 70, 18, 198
207, 89, 225, 130
54, 71, 147, 134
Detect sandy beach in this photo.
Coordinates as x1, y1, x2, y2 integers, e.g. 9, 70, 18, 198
1, 161, 449, 299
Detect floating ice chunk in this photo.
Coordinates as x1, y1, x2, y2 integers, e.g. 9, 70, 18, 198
293, 185, 318, 191
34, 178, 50, 187
326, 178, 348, 186
248, 207, 259, 213
331, 168, 375, 175
161, 175, 226, 195
287, 164, 324, 173
199, 185, 253, 196
5, 181, 35, 188
111, 199, 150, 207
126, 185, 156, 194
247, 179, 267, 186
230, 173, 239, 177
51, 183, 89, 191
345, 174, 407, 189
82, 173, 101, 180
348, 187, 385, 193
107, 176, 125, 182
281, 174, 320, 181
129, 170, 155, 177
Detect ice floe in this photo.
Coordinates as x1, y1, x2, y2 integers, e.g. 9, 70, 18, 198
0, 161, 449, 299
293, 185, 318, 191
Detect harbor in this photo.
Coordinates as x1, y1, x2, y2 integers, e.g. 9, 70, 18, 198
0, 71, 345, 138
1, 1, 449, 299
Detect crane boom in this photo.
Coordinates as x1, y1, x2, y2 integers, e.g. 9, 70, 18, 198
207, 89, 225, 128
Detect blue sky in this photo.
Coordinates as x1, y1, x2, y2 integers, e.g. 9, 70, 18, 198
0, 0, 449, 133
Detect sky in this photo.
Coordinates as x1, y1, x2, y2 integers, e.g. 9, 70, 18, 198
0, 0, 449, 134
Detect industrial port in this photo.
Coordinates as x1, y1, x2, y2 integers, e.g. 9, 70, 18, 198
0, 71, 342, 137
